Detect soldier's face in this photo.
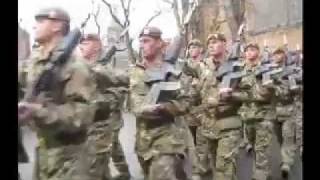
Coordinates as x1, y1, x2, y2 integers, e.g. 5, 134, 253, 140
272, 53, 286, 64
245, 47, 260, 61
207, 40, 226, 57
33, 17, 62, 43
189, 45, 202, 59
139, 36, 162, 60
79, 40, 102, 59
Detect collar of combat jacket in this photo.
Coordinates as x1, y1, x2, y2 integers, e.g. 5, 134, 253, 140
31, 46, 51, 63
135, 61, 181, 83
31, 39, 66, 64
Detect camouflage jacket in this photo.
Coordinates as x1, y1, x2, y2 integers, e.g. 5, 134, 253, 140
180, 58, 202, 126
129, 61, 196, 160
197, 58, 242, 137
80, 52, 130, 153
237, 62, 276, 123
270, 64, 296, 121
19, 45, 99, 178
19, 46, 98, 146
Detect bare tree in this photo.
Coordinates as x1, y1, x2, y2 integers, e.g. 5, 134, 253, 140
101, 0, 137, 63
91, 2, 102, 36
161, 0, 200, 57
221, 0, 254, 41
143, 10, 162, 28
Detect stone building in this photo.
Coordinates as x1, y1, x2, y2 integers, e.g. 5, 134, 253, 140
186, 0, 302, 51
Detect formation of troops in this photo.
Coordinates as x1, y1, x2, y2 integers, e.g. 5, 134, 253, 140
18, 6, 303, 180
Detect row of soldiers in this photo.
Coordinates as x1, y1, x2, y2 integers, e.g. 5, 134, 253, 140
181, 35, 302, 180
18, 6, 302, 180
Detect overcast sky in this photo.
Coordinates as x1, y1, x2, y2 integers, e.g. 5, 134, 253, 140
18, 0, 179, 49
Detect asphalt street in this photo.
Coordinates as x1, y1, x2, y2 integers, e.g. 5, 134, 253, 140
19, 112, 302, 180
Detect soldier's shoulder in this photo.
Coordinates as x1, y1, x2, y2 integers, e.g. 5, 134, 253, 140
129, 63, 145, 84
67, 53, 92, 74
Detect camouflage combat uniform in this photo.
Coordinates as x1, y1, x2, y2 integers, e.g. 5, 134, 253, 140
294, 86, 303, 157
180, 57, 204, 176
19, 45, 98, 180
18, 60, 29, 165
129, 61, 195, 180
270, 63, 297, 175
196, 57, 243, 180
79, 49, 130, 180
238, 62, 276, 180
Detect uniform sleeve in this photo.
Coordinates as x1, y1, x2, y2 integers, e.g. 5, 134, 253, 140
33, 60, 98, 134
18, 60, 29, 98
229, 90, 251, 102
238, 75, 274, 103
93, 64, 129, 87
167, 74, 203, 116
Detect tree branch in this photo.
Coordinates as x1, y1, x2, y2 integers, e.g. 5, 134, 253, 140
92, 5, 101, 36
127, 0, 133, 15
143, 11, 162, 28
172, 0, 182, 32
120, 0, 127, 17
119, 0, 131, 27
180, 0, 189, 26
163, 0, 174, 7
101, 0, 125, 28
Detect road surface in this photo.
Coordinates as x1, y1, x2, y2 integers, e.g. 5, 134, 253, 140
19, 112, 302, 180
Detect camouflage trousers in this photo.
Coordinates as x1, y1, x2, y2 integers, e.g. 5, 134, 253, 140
295, 112, 303, 157
34, 143, 86, 180
32, 122, 129, 180
75, 123, 129, 180
79, 115, 129, 180
206, 129, 241, 180
139, 154, 187, 180
275, 117, 296, 169
246, 120, 274, 180
192, 125, 212, 176
111, 122, 130, 180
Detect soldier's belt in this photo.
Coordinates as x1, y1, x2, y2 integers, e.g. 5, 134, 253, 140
215, 108, 239, 119
39, 130, 87, 149
215, 116, 242, 131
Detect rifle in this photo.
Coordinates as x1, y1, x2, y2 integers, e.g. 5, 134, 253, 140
228, 23, 246, 61
278, 65, 302, 90
19, 27, 83, 119
261, 39, 271, 65
143, 81, 181, 106
219, 71, 245, 89
163, 34, 184, 64
97, 26, 130, 65
217, 23, 246, 90
258, 62, 302, 90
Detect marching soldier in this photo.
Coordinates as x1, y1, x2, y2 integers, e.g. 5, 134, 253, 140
180, 39, 205, 179
194, 33, 243, 180
182, 39, 204, 140
128, 26, 196, 180
238, 43, 277, 180
77, 33, 130, 180
271, 47, 301, 178
18, 7, 98, 180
